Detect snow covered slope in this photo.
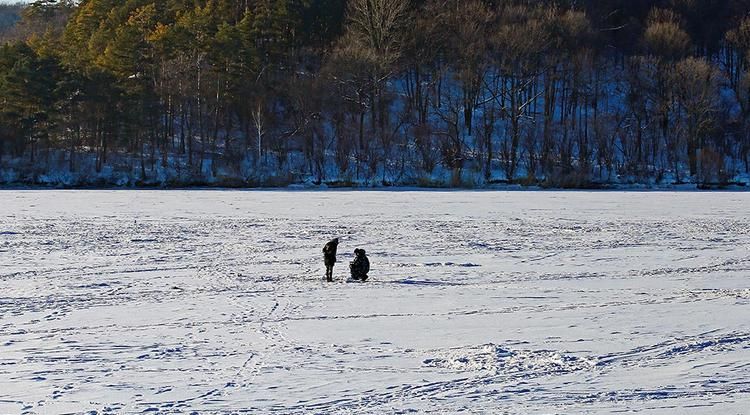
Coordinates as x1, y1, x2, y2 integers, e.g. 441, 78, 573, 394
1, 190, 749, 414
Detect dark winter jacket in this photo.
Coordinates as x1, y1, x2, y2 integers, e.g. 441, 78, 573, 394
349, 248, 370, 279
323, 238, 339, 266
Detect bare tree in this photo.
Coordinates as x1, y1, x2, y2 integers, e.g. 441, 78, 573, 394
346, 0, 408, 66
327, 0, 409, 180
485, 5, 552, 182
251, 101, 265, 165
671, 57, 719, 179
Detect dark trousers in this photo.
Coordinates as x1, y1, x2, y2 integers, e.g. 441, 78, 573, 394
325, 260, 335, 281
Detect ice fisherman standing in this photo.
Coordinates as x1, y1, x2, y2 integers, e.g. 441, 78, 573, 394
323, 238, 339, 282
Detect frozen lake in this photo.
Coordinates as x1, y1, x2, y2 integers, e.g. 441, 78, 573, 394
1, 190, 749, 414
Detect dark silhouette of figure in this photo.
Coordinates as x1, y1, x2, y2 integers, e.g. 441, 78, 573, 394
349, 248, 370, 282
323, 238, 339, 282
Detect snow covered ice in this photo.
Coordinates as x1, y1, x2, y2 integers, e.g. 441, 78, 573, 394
1, 190, 749, 414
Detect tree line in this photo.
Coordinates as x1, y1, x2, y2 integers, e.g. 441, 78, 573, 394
1, 0, 750, 187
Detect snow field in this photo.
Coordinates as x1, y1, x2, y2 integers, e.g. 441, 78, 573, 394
1, 190, 749, 414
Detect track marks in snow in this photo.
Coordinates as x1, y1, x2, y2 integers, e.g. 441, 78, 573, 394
2, 191, 750, 413
302, 331, 750, 413
597, 331, 750, 368
423, 343, 596, 376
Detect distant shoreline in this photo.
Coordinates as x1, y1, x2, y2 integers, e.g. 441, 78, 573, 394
1, 183, 748, 192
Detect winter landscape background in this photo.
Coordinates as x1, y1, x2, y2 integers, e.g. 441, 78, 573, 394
3, 0, 750, 413
3, 1, 750, 189
1, 190, 749, 413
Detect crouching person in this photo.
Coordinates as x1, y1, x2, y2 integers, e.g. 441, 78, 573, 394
349, 249, 370, 282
